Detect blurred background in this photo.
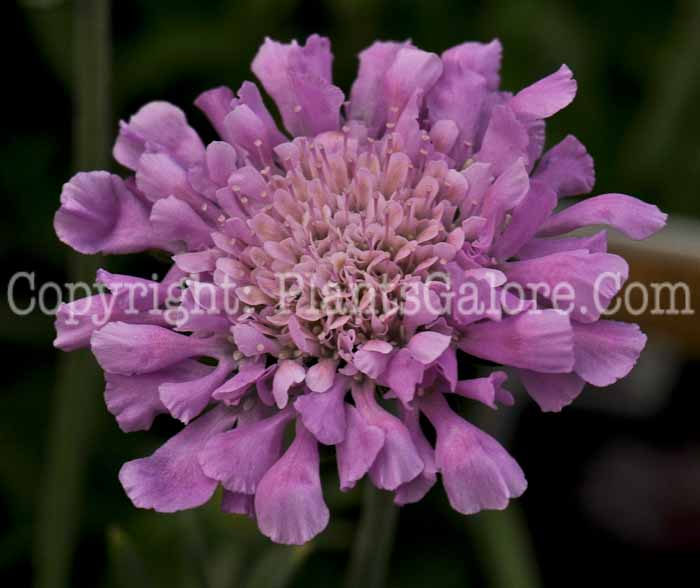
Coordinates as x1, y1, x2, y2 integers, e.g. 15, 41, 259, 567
3, 0, 700, 586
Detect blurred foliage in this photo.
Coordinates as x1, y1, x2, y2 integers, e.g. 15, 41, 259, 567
2, 0, 700, 586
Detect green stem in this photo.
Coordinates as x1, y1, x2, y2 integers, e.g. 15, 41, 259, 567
467, 506, 541, 588
34, 2, 111, 587
344, 481, 399, 588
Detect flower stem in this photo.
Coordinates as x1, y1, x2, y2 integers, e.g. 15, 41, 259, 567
34, 2, 111, 588
344, 480, 399, 588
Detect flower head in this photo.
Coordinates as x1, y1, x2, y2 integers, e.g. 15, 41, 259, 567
54, 35, 666, 544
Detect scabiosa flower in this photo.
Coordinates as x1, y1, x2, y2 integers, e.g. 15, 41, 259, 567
54, 35, 666, 545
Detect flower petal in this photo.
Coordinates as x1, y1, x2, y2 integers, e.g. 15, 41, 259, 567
105, 360, 210, 432
305, 358, 338, 393
353, 348, 392, 380
573, 320, 647, 387
453, 371, 510, 409
272, 359, 306, 409
349, 41, 410, 134
113, 101, 205, 170
195, 86, 235, 141
150, 196, 214, 250
406, 331, 452, 365
212, 359, 268, 405
426, 40, 502, 162
384, 348, 425, 406
394, 408, 437, 506
352, 381, 423, 490
255, 421, 329, 545
205, 141, 238, 186
336, 405, 385, 491
252, 35, 344, 136
234, 81, 287, 146
421, 393, 526, 514
534, 134, 595, 197
54, 172, 162, 255
198, 409, 293, 494
383, 47, 443, 120
232, 323, 282, 356
119, 405, 237, 512
475, 105, 529, 175
224, 105, 275, 167
459, 310, 575, 373
294, 376, 349, 444
518, 231, 607, 259
159, 359, 235, 424
510, 65, 576, 119
504, 250, 629, 322
441, 39, 502, 90
135, 152, 194, 202
518, 369, 586, 412
91, 322, 222, 375
54, 294, 116, 352
491, 179, 557, 260
537, 194, 667, 240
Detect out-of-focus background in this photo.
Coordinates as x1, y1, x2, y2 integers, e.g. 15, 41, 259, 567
2, 0, 700, 586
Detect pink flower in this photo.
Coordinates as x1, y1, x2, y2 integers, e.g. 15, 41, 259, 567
54, 35, 665, 544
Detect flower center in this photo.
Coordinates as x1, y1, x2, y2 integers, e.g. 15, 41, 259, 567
221, 130, 468, 357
